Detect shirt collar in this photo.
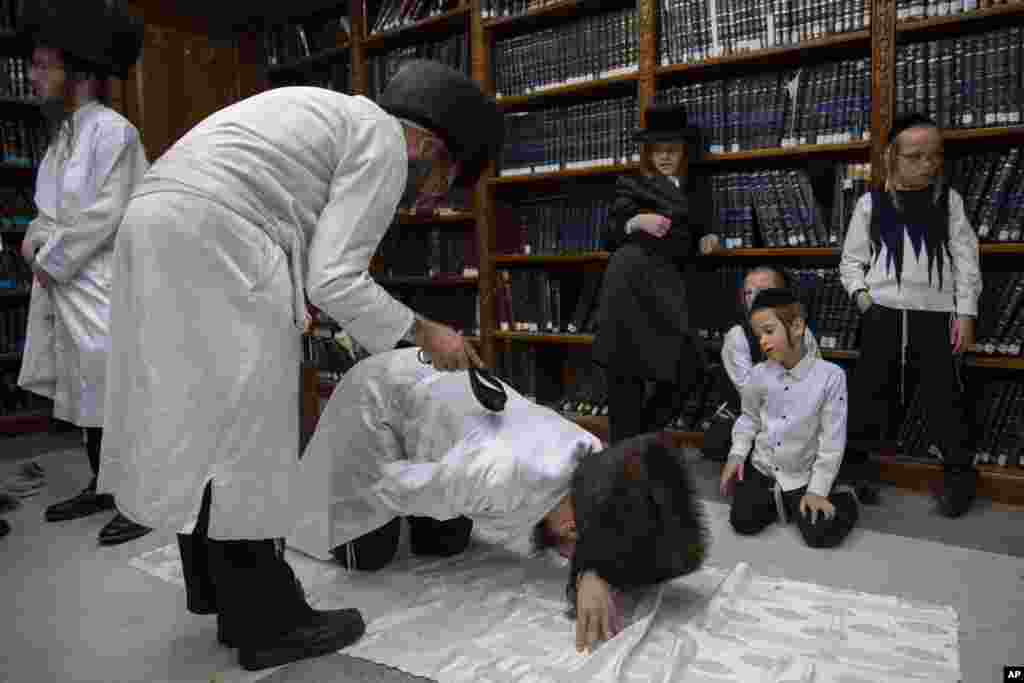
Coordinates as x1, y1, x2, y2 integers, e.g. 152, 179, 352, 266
770, 345, 816, 381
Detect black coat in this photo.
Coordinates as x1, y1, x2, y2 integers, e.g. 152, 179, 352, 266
593, 173, 713, 384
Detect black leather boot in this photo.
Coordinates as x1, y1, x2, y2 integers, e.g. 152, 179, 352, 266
936, 465, 978, 518
408, 515, 473, 557
45, 479, 115, 522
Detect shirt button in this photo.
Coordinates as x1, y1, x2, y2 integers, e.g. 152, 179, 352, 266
784, 387, 789, 391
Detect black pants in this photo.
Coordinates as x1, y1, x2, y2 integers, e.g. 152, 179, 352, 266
332, 516, 474, 571
607, 376, 684, 445
849, 305, 970, 466
85, 427, 102, 481
195, 483, 311, 647
729, 456, 858, 549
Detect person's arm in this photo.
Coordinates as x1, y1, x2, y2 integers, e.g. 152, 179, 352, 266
604, 178, 643, 251
804, 327, 822, 358
839, 194, 873, 308
727, 367, 763, 464
947, 189, 982, 318
807, 368, 847, 497
306, 118, 415, 354
33, 124, 147, 283
720, 326, 753, 391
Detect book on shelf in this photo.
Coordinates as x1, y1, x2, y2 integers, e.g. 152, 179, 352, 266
264, 15, 350, 66
367, 0, 460, 35
375, 223, 480, 279
657, 55, 872, 153
495, 191, 611, 255
482, 0, 573, 20
950, 146, 1024, 244
895, 25, 1023, 132
0, 118, 47, 168
492, 7, 639, 99
659, 0, 870, 67
0, 297, 27, 357
367, 32, 470, 100
895, 0, 1007, 22
495, 268, 603, 335
499, 95, 640, 176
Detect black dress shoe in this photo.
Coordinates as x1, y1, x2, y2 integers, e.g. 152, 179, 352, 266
237, 608, 366, 671
45, 486, 115, 522
936, 466, 978, 518
98, 513, 152, 545
855, 482, 881, 506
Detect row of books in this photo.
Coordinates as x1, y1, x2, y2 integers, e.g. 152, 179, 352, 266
0, 57, 31, 102
950, 147, 1024, 243
495, 194, 612, 256
660, 0, 870, 67
899, 379, 1024, 466
0, 370, 49, 417
501, 96, 640, 175
894, 26, 1024, 131
366, 0, 461, 35
492, 8, 639, 99
367, 33, 470, 100
496, 269, 604, 334
713, 168, 832, 249
656, 57, 873, 152
976, 271, 1024, 356
0, 303, 26, 356
374, 225, 480, 279
0, 244, 31, 292
481, 0, 566, 19
263, 16, 350, 67
896, 0, 1023, 22
390, 286, 480, 337
0, 118, 47, 167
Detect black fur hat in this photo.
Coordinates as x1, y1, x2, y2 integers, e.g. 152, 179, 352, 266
565, 432, 707, 614
377, 60, 503, 190
17, 0, 144, 79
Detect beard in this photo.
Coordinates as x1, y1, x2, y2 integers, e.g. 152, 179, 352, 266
397, 159, 436, 211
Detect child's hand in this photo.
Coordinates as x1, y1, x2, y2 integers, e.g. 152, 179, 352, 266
719, 460, 744, 498
633, 213, 671, 238
576, 571, 616, 654
799, 493, 836, 524
699, 234, 721, 255
950, 315, 974, 354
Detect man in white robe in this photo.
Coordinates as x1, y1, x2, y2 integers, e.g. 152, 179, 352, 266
96, 60, 504, 671
293, 348, 709, 655
16, 0, 150, 545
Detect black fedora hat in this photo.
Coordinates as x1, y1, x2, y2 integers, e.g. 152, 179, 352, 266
634, 103, 701, 145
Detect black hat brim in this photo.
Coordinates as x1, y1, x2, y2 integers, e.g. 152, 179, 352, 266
633, 128, 701, 143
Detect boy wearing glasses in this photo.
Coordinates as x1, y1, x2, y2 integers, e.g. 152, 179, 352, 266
839, 113, 982, 518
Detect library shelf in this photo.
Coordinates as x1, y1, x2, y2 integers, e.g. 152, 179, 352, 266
965, 356, 1024, 371
493, 252, 610, 265
362, 6, 470, 51
490, 162, 638, 185
395, 209, 476, 224
895, 4, 1024, 41
570, 415, 1024, 506
493, 331, 594, 345
376, 276, 479, 287
496, 72, 639, 109
656, 29, 872, 80
0, 412, 51, 436
483, 0, 634, 35
712, 247, 840, 258
266, 44, 350, 79
701, 141, 871, 164
943, 126, 1024, 144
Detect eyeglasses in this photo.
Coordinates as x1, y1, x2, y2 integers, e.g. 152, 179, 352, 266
897, 151, 944, 165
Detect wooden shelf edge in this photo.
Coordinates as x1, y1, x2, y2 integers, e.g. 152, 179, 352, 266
491, 162, 638, 185
493, 331, 595, 344
363, 7, 470, 49
701, 141, 871, 163
896, 4, 1024, 36
0, 412, 51, 435
711, 247, 840, 258
497, 72, 639, 108
493, 252, 610, 264
377, 276, 479, 287
483, 0, 588, 30
396, 210, 476, 224
656, 30, 871, 79
942, 126, 1024, 143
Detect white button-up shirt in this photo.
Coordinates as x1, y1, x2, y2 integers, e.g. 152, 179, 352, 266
728, 351, 848, 497
721, 324, 821, 393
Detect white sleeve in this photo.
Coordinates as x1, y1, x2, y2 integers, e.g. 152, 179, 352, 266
306, 118, 415, 354
947, 190, 982, 317
808, 368, 847, 497
728, 366, 763, 464
839, 193, 873, 298
721, 326, 753, 391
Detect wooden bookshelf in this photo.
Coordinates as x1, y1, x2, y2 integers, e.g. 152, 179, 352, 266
494, 244, 1024, 262
377, 276, 479, 287
267, 44, 350, 78
701, 141, 872, 164
493, 252, 610, 265
490, 162, 638, 185
395, 209, 476, 224
494, 331, 595, 345
942, 126, 1024, 144
656, 30, 872, 80
362, 5, 470, 50
496, 72, 639, 109
483, 0, 634, 34
894, 4, 1024, 41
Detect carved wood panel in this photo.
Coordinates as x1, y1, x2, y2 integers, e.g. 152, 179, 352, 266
871, 0, 896, 188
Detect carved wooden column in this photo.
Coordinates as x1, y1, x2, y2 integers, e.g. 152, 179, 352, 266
349, 0, 368, 95
470, 0, 498, 368
637, 0, 658, 124
870, 0, 896, 189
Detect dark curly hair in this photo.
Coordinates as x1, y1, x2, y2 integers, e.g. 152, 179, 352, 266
563, 432, 708, 619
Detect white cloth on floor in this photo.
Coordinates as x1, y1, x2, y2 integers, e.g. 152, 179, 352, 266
131, 542, 962, 683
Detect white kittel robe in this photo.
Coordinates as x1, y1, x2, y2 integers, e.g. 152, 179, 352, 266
290, 349, 604, 562
17, 102, 148, 426
98, 88, 420, 540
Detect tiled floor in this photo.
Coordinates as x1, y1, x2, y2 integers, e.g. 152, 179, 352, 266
2, 432, 1022, 683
